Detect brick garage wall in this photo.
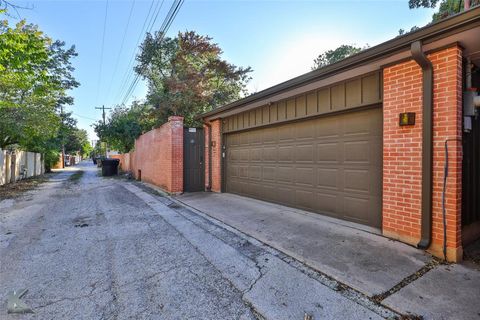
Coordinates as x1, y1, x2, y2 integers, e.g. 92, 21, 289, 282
117, 116, 184, 193
204, 119, 222, 192
383, 45, 463, 261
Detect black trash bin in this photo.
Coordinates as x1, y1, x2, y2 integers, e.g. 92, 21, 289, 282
101, 158, 120, 176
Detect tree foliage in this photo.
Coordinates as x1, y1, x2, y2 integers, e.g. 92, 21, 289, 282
93, 102, 155, 153
0, 13, 80, 169
409, 0, 479, 22
135, 30, 252, 126
312, 45, 366, 70
58, 112, 91, 156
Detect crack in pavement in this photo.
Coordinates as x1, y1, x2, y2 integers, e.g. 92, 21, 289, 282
372, 258, 442, 303
150, 188, 401, 319
124, 182, 399, 320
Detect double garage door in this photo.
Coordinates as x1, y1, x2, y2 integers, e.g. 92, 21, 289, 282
225, 107, 382, 228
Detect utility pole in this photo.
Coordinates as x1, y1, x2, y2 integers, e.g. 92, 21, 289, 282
95, 105, 111, 157
95, 105, 111, 126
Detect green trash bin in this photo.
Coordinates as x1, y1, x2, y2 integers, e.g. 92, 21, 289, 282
101, 158, 120, 176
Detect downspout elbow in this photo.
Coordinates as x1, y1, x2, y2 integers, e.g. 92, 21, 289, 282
411, 41, 433, 250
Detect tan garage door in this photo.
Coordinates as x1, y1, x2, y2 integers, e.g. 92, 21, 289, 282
225, 107, 382, 228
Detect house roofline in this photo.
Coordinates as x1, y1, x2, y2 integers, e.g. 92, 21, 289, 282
200, 6, 480, 120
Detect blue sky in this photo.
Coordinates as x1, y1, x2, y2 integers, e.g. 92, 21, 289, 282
11, 0, 436, 141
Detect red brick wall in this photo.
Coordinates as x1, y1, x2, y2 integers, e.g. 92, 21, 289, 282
383, 45, 463, 261
117, 116, 184, 193
204, 119, 222, 192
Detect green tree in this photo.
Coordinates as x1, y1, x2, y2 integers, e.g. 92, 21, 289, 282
312, 45, 366, 70
135, 30, 252, 126
409, 0, 479, 22
93, 102, 155, 153
0, 14, 79, 169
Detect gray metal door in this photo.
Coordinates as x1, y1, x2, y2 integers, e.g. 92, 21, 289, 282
225, 107, 382, 228
184, 128, 205, 192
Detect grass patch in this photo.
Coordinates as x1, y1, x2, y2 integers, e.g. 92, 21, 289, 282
69, 171, 84, 182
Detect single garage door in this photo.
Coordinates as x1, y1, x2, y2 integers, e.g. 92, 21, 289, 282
225, 107, 382, 228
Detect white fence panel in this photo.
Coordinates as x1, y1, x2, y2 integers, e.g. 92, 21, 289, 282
0, 149, 6, 185
0, 149, 45, 185
26, 152, 35, 178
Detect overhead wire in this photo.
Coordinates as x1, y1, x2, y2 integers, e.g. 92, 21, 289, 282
117, 0, 167, 105
72, 113, 98, 121
114, 0, 158, 102
96, 0, 109, 104
120, 0, 184, 106
105, 0, 137, 103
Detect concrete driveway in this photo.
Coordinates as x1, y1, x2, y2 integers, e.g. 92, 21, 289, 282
1, 162, 396, 319
177, 192, 480, 320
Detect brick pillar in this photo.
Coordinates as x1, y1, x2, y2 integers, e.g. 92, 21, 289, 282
204, 124, 211, 190
204, 119, 222, 192
382, 45, 463, 261
169, 116, 184, 193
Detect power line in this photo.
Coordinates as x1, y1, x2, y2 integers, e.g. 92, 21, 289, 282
117, 0, 165, 103
105, 0, 136, 103
96, 0, 109, 104
114, 0, 157, 103
72, 113, 98, 121
120, 0, 184, 106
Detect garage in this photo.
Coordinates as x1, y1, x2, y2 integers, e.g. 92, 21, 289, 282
225, 107, 382, 228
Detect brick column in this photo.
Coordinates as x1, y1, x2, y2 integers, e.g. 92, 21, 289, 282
169, 116, 184, 193
382, 45, 463, 261
204, 119, 222, 192
203, 124, 211, 190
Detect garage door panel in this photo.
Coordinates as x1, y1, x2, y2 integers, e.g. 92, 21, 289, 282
226, 107, 382, 228
262, 185, 278, 202
317, 168, 338, 190
344, 141, 370, 163
370, 137, 383, 166
278, 125, 295, 141
315, 118, 340, 138
296, 189, 316, 210
313, 192, 338, 214
295, 145, 314, 163
295, 167, 315, 187
317, 143, 339, 162
278, 146, 294, 162
343, 112, 372, 136
226, 164, 238, 178
263, 128, 277, 143
249, 131, 263, 144
277, 166, 293, 183
344, 169, 370, 193
275, 187, 295, 205
239, 166, 248, 178
262, 147, 277, 162
263, 166, 276, 181
344, 196, 371, 224
248, 166, 262, 180
296, 122, 315, 140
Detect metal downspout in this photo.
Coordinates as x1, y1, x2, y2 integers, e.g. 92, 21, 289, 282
411, 41, 433, 249
205, 122, 213, 191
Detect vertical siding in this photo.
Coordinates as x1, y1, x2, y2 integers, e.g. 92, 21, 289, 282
222, 71, 382, 133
